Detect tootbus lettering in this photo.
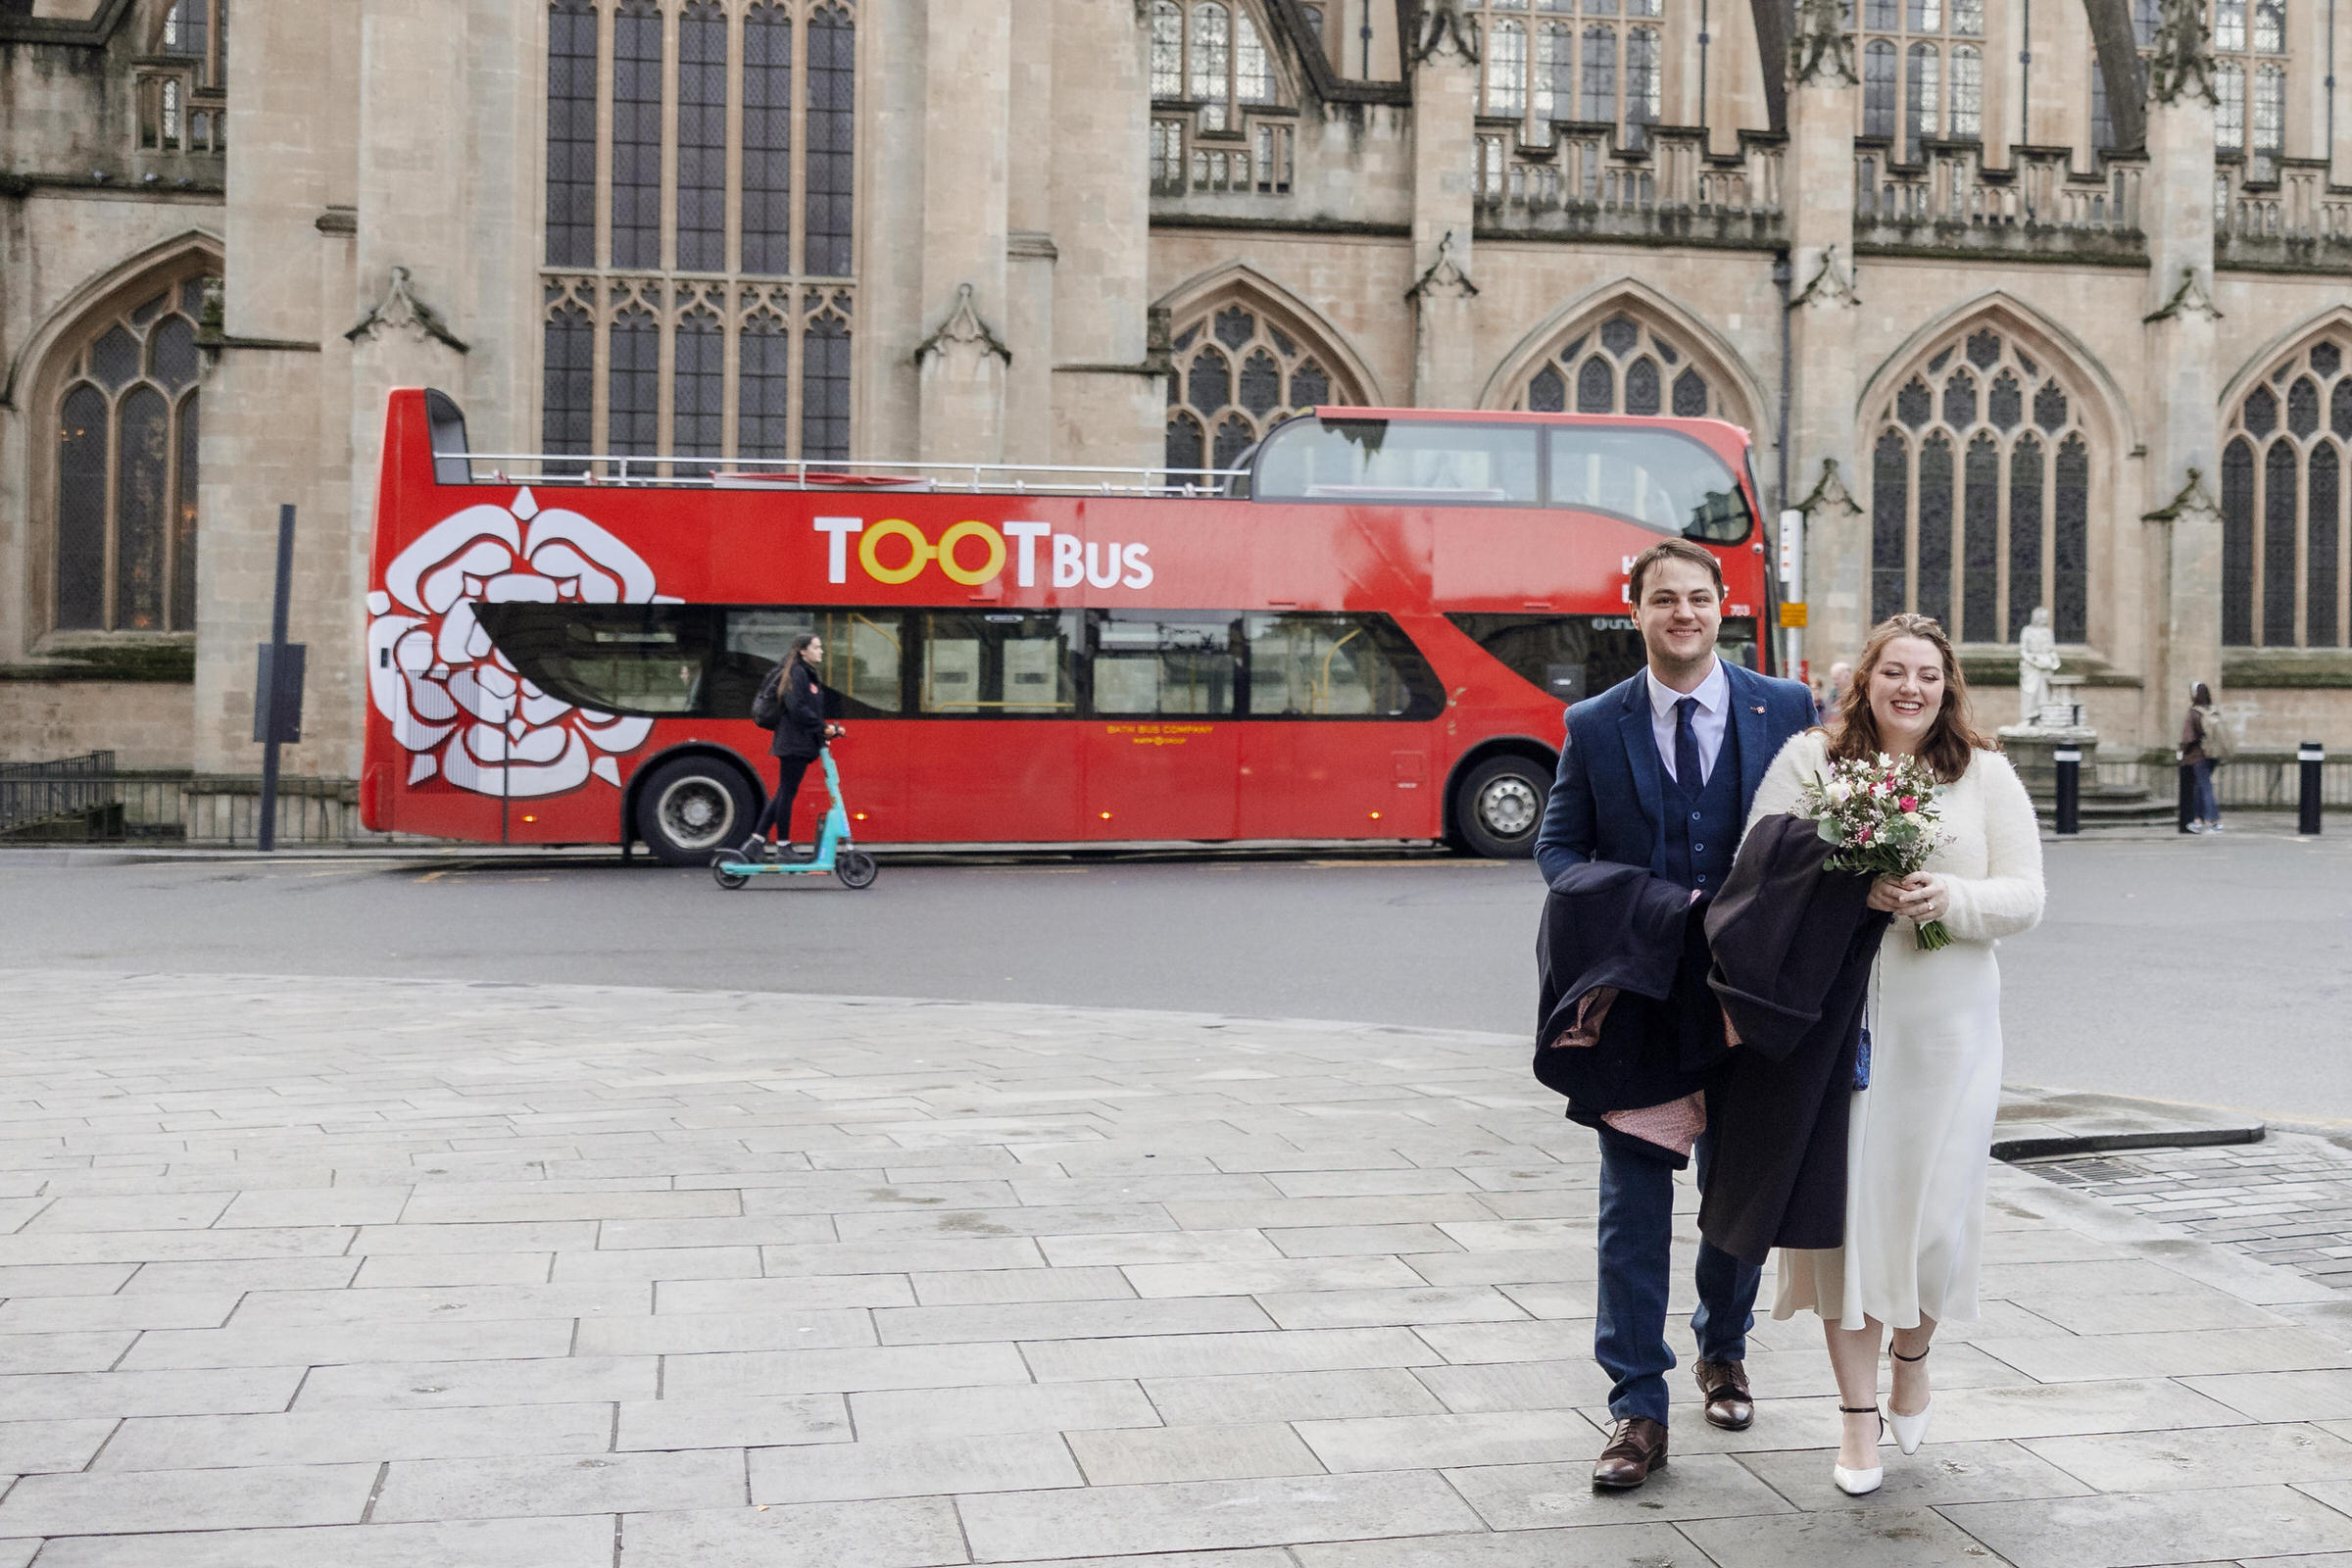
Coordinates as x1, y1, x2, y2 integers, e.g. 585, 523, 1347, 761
813, 516, 1153, 592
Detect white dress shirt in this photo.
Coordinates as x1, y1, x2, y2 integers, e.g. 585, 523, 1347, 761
1645, 658, 1728, 785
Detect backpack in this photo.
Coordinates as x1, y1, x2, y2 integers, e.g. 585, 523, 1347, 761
2199, 706, 2235, 760
750, 662, 788, 730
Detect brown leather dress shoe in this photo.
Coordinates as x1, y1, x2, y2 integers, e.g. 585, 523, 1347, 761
1693, 1357, 1753, 1431
1591, 1415, 1669, 1490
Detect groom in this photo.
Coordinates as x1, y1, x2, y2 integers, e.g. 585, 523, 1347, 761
1535, 537, 1818, 1490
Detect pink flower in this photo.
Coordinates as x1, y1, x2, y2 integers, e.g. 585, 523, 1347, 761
1857, 826, 1874, 842
1899, 796, 1917, 812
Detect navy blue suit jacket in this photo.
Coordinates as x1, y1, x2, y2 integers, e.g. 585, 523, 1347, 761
1534, 662, 1818, 892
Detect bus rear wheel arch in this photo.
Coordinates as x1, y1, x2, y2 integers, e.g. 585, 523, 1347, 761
1449, 751, 1553, 860
631, 752, 762, 866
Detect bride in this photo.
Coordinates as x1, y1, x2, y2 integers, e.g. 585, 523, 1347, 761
1743, 612, 2046, 1494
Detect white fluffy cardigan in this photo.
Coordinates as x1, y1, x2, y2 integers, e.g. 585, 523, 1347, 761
1744, 731, 2047, 945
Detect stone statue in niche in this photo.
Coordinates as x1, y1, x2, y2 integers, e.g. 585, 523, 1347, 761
2017, 606, 2063, 728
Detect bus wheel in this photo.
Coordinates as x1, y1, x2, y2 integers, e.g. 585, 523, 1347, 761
1455, 756, 1548, 859
636, 756, 758, 866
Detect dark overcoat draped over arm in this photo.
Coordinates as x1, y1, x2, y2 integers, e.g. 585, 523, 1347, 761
1695, 814, 1890, 1266
1532, 862, 1730, 1168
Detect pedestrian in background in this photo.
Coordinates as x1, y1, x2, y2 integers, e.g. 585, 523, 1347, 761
2180, 681, 2228, 834
740, 633, 839, 861
1827, 662, 1853, 720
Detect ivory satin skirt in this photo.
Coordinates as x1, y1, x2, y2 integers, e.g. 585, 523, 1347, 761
1774, 926, 2005, 1331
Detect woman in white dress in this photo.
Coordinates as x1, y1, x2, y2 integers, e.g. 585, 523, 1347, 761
1744, 612, 2046, 1494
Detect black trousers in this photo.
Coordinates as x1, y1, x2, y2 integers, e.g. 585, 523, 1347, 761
751, 754, 814, 843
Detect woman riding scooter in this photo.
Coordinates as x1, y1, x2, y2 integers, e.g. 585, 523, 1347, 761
739, 633, 841, 862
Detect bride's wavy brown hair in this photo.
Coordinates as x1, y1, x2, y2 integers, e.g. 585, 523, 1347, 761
1825, 612, 1994, 785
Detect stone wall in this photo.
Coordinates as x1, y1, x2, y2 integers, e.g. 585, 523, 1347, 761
0, 677, 193, 768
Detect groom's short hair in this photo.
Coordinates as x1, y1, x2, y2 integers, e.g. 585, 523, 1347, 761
1627, 538, 1725, 604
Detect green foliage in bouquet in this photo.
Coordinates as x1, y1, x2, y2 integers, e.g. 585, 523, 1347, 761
1795, 752, 1954, 952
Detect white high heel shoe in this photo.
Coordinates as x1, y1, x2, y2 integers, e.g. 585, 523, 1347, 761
1888, 1346, 1932, 1455
1833, 1404, 1884, 1495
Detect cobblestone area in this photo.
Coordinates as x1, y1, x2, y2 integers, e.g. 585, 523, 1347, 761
2029, 1130, 2352, 1291
5, 971, 2352, 1566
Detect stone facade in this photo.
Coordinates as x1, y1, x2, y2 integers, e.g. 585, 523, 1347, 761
4, 0, 2349, 790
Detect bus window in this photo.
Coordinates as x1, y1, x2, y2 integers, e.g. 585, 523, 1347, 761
474, 603, 716, 714
1252, 418, 1541, 505
1091, 612, 1240, 716
1243, 612, 1444, 719
1448, 612, 1759, 704
1544, 427, 1753, 543
721, 609, 904, 715
920, 612, 1079, 715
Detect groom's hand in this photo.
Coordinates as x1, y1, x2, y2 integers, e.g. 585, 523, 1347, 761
1866, 876, 1910, 912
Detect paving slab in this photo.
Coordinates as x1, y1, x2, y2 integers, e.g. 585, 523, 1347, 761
8, 970, 2352, 1564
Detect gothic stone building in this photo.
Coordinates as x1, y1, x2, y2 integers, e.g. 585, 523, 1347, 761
3, 0, 2348, 801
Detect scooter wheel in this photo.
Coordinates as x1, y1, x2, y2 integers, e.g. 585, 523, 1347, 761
709, 851, 750, 891
835, 850, 878, 889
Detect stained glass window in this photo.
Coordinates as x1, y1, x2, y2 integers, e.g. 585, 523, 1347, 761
48, 266, 216, 634
611, 1, 663, 270
1516, 314, 1722, 420
543, 1, 861, 466
2224, 340, 2352, 647
1163, 298, 1361, 474
1870, 326, 2094, 644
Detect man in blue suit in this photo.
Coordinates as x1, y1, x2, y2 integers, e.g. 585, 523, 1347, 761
1535, 536, 1818, 1490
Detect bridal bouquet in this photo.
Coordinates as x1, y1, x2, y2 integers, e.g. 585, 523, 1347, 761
1795, 752, 1953, 952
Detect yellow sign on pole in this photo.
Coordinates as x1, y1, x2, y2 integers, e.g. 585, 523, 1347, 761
1779, 602, 1809, 628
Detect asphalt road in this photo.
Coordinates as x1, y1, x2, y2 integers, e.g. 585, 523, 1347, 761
2, 820, 2346, 1123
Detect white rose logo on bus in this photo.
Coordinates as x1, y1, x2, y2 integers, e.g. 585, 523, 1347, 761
367, 487, 666, 800
813, 516, 1152, 590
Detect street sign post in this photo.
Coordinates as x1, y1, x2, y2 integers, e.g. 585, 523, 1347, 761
252, 505, 305, 852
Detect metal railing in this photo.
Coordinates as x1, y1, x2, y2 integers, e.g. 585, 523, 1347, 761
0, 769, 370, 848
453, 452, 1251, 497
2095, 753, 2351, 810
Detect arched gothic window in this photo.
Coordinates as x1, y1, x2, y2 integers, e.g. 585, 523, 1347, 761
1857, 0, 1982, 158
2221, 339, 2351, 648
1150, 0, 1295, 194
1163, 299, 1363, 475
1514, 313, 1731, 420
49, 270, 216, 635
541, 0, 858, 469
1868, 326, 2092, 645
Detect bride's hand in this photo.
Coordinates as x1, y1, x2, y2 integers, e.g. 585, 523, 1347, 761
1866, 876, 1910, 912
1896, 872, 1949, 922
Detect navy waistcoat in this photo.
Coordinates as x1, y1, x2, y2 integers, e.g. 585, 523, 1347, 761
1658, 713, 1743, 893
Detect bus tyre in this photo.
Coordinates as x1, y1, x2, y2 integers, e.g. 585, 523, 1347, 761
1455, 756, 1549, 859
836, 850, 879, 890
636, 756, 759, 866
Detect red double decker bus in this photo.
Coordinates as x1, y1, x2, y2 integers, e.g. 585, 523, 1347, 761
362, 389, 1777, 863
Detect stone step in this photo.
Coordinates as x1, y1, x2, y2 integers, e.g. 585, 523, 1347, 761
1994, 1084, 2267, 1161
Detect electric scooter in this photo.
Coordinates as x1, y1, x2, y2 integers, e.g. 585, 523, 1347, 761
709, 744, 878, 890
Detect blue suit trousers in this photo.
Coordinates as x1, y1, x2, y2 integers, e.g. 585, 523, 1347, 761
1593, 1128, 1760, 1425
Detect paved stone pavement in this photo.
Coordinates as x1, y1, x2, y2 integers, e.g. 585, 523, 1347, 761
6, 971, 2352, 1567
2032, 1132, 2352, 1296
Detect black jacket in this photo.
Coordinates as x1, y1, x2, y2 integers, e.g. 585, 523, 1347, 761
1532, 860, 1731, 1168
1695, 813, 1890, 1266
770, 661, 827, 760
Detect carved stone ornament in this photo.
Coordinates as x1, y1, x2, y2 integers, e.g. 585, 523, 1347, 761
915, 282, 1012, 367
1414, 0, 1480, 65
1789, 0, 1858, 86
1794, 456, 1863, 518
1406, 229, 1480, 301
2141, 465, 2222, 523
2147, 0, 2218, 106
1790, 245, 1860, 310
344, 266, 469, 353
2144, 266, 2223, 323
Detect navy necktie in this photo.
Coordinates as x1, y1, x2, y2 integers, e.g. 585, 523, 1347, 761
1674, 696, 1703, 789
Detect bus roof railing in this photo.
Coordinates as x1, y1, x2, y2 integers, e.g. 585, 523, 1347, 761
443, 451, 1252, 497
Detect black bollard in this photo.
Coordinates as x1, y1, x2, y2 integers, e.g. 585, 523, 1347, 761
2178, 762, 2196, 833
2054, 746, 2082, 836
2301, 741, 2326, 836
